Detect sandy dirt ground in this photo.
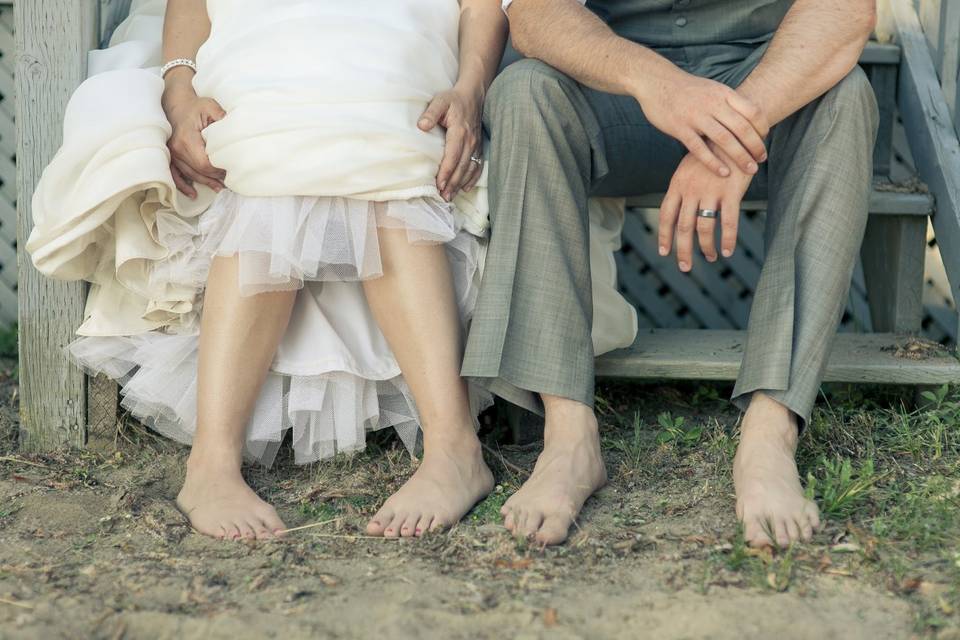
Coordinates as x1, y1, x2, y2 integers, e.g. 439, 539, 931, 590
0, 359, 956, 639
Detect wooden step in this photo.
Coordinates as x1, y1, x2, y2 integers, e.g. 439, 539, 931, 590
596, 330, 960, 384
861, 41, 901, 65
626, 189, 933, 217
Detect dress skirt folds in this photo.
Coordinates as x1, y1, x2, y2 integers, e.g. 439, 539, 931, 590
25, 0, 639, 466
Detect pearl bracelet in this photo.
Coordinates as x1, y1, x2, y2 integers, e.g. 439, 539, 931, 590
161, 58, 197, 78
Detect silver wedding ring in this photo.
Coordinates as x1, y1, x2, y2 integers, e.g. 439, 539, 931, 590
470, 155, 483, 166
697, 209, 718, 219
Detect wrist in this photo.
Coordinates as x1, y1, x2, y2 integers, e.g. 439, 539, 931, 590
625, 47, 683, 105
453, 76, 486, 106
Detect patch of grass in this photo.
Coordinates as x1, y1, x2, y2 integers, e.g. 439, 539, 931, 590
654, 411, 703, 451
805, 456, 880, 519
297, 500, 340, 522
469, 486, 509, 524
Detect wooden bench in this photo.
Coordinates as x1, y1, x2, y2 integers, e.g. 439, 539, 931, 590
14, 1, 960, 453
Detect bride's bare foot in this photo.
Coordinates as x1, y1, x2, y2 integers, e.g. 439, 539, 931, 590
502, 398, 607, 546
734, 393, 821, 548
366, 429, 494, 537
175, 451, 286, 540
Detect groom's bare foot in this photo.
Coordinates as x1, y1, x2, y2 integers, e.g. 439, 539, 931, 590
734, 393, 821, 548
366, 428, 494, 538
502, 397, 607, 546
176, 450, 286, 541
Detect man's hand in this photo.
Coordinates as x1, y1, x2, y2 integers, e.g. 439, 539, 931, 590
637, 67, 769, 178
658, 143, 754, 272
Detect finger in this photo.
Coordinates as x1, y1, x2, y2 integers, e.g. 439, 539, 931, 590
676, 197, 698, 272
418, 96, 450, 132
716, 105, 767, 163
726, 90, 769, 137
683, 132, 731, 178
444, 138, 477, 200
463, 158, 483, 192
696, 199, 719, 262
701, 118, 758, 175
436, 128, 466, 194
185, 132, 227, 181
170, 163, 197, 199
658, 190, 682, 256
719, 195, 741, 258
201, 98, 227, 124
175, 158, 223, 193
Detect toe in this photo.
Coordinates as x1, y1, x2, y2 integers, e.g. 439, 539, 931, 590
224, 523, 242, 541
399, 513, 420, 538
383, 513, 405, 538
535, 515, 572, 546
785, 518, 801, 544
252, 519, 275, 540
806, 503, 822, 531
744, 517, 773, 548
415, 515, 434, 537
774, 519, 791, 548
258, 506, 286, 535
520, 511, 544, 539
503, 509, 516, 532
236, 520, 256, 540
366, 506, 394, 536
799, 517, 814, 542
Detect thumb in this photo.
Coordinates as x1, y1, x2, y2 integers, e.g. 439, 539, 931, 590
202, 99, 227, 125
418, 96, 448, 131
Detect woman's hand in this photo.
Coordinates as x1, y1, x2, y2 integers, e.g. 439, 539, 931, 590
162, 81, 227, 199
419, 84, 485, 201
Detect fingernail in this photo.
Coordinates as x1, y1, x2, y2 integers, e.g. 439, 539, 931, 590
748, 162, 758, 173
722, 249, 733, 257
418, 118, 430, 127
720, 167, 731, 177
679, 261, 689, 271
658, 246, 668, 256
439, 180, 447, 191
761, 153, 768, 162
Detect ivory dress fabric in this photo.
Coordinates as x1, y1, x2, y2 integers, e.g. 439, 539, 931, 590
26, 0, 638, 466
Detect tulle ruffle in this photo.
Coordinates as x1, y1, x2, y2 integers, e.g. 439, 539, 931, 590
68, 190, 492, 466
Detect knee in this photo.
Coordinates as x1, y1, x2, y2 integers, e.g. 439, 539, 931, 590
485, 59, 583, 134
825, 66, 880, 138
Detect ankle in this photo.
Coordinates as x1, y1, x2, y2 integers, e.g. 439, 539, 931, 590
185, 444, 244, 477
741, 395, 799, 448
422, 427, 482, 457
541, 400, 599, 450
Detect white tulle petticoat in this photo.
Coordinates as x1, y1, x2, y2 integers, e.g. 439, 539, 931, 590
67, 190, 492, 467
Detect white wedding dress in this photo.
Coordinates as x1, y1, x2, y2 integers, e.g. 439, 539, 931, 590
26, 0, 638, 466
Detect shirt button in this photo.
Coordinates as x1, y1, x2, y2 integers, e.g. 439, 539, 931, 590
675, 16, 688, 27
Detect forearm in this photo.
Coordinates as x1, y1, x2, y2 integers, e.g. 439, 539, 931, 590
456, 0, 509, 101
161, 0, 211, 107
737, 0, 876, 127
506, 0, 678, 100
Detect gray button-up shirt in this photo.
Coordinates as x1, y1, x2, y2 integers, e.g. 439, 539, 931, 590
504, 0, 793, 48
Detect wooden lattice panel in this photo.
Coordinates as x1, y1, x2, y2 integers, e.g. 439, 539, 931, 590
0, 4, 16, 326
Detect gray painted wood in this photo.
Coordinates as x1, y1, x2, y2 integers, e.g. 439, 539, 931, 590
869, 63, 898, 176
16, 0, 98, 451
860, 215, 927, 333
887, 0, 960, 342
596, 329, 960, 384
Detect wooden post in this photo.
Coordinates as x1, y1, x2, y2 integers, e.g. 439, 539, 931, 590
15, 1, 99, 451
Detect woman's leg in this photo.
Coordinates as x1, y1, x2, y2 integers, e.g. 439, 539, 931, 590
175, 254, 297, 540
363, 228, 494, 538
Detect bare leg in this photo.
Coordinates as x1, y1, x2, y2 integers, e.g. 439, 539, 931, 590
501, 395, 607, 546
734, 392, 821, 548
362, 229, 493, 538
175, 254, 295, 540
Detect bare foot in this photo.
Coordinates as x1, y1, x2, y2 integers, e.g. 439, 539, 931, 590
501, 398, 607, 546
175, 452, 286, 541
366, 430, 494, 538
733, 392, 821, 548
